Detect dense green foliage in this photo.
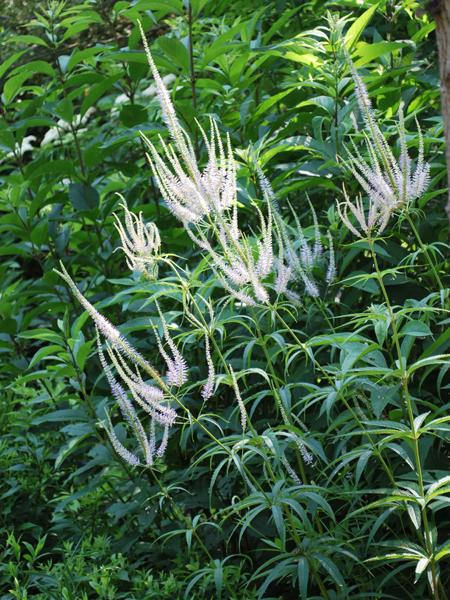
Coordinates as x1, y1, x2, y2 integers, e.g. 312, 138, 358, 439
1, 1, 449, 598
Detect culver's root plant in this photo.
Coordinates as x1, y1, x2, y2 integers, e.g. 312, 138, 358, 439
48, 15, 450, 600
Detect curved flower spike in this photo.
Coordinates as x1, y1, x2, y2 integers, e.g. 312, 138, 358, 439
55, 263, 162, 384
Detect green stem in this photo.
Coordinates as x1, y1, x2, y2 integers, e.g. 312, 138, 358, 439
148, 466, 213, 561
369, 239, 439, 600
250, 307, 308, 485
187, 1, 198, 156
405, 213, 445, 293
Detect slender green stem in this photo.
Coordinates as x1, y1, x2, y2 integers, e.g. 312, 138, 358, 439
271, 303, 398, 487
369, 239, 439, 600
187, 1, 198, 156
314, 297, 334, 332
250, 307, 308, 485
148, 466, 213, 561
405, 213, 445, 293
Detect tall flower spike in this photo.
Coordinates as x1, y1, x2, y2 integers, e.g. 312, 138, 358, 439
57, 265, 178, 467
138, 21, 236, 224
157, 424, 170, 458
281, 455, 302, 486
107, 346, 176, 427
142, 119, 236, 224
114, 199, 161, 277
326, 231, 336, 284
202, 334, 215, 400
189, 205, 274, 305
153, 305, 188, 387
97, 332, 154, 466
347, 57, 430, 213
104, 416, 141, 467
230, 366, 247, 432
289, 207, 320, 297
55, 263, 162, 383
137, 21, 195, 174
258, 168, 335, 299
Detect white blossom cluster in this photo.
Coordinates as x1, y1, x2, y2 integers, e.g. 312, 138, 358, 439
56, 264, 187, 467
338, 59, 430, 238
258, 168, 336, 300
187, 203, 274, 306
152, 304, 188, 388
230, 366, 247, 432
138, 22, 236, 225
138, 25, 336, 305
114, 199, 161, 277
202, 334, 215, 401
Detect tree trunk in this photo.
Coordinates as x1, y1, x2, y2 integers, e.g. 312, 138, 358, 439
431, 0, 450, 222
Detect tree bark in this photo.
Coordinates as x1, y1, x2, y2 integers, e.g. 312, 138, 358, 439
430, 0, 450, 222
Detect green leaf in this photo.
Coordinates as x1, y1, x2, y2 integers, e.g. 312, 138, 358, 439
315, 554, 344, 588
271, 504, 285, 547
419, 326, 450, 359
75, 341, 94, 371
55, 435, 90, 469
19, 328, 64, 344
157, 36, 189, 71
32, 408, 88, 425
120, 104, 148, 127
354, 41, 410, 67
8, 34, 49, 47
0, 50, 27, 79
414, 557, 429, 583
190, 0, 209, 17
297, 557, 309, 600
345, 4, 379, 50
283, 51, 320, 67
54, 97, 74, 124
264, 7, 301, 43
69, 183, 100, 211
66, 47, 104, 72
99, 50, 148, 64
4, 61, 56, 103
80, 73, 123, 116
27, 159, 75, 180
252, 89, 295, 120
401, 320, 432, 338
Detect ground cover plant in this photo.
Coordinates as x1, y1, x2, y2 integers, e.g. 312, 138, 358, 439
1, 1, 449, 598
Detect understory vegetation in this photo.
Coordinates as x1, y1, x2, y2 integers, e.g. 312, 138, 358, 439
1, 1, 449, 598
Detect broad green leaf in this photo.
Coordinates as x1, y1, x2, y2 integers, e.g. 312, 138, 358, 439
345, 4, 379, 50
8, 34, 49, 47
354, 41, 410, 67
0, 50, 27, 79
401, 320, 432, 338
120, 104, 148, 127
55, 435, 90, 469
283, 51, 320, 67
80, 73, 123, 116
4, 61, 56, 103
157, 36, 189, 71
253, 89, 295, 120
69, 183, 100, 211
297, 557, 309, 600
